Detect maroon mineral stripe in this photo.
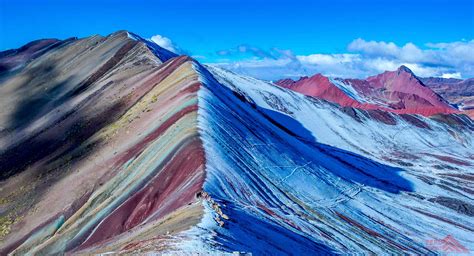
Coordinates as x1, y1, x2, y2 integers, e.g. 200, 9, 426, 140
75, 137, 205, 250
335, 212, 414, 252
424, 153, 471, 166
399, 114, 431, 129
179, 81, 201, 95
71, 40, 138, 96
365, 110, 397, 125
166, 81, 201, 103
256, 203, 301, 231
105, 55, 196, 117
119, 234, 170, 252
114, 104, 199, 168
335, 212, 382, 238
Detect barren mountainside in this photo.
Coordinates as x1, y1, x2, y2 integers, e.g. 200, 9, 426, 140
276, 66, 462, 117
421, 77, 474, 112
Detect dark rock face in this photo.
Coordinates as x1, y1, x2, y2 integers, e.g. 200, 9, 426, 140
429, 196, 474, 217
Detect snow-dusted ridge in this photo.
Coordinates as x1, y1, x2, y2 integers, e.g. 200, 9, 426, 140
127, 31, 177, 63
186, 63, 474, 254
330, 77, 368, 103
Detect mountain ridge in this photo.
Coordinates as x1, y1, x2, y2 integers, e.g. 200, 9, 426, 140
1, 31, 473, 254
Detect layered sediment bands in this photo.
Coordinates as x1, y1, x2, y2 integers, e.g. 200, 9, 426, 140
0, 32, 205, 254
192, 65, 474, 254
78, 135, 204, 249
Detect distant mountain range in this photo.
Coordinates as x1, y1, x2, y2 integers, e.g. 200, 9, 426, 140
1, 31, 473, 255
421, 77, 474, 112
276, 66, 473, 118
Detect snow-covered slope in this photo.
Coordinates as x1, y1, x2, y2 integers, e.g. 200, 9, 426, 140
186, 64, 474, 254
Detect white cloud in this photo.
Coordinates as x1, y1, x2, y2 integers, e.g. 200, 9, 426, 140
297, 54, 359, 65
348, 39, 428, 63
209, 39, 474, 80
212, 58, 304, 81
399, 63, 441, 77
425, 41, 474, 66
441, 72, 462, 79
348, 39, 400, 57
348, 38, 474, 68
150, 34, 180, 54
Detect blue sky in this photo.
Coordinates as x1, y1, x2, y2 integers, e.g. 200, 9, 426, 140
1, 0, 473, 79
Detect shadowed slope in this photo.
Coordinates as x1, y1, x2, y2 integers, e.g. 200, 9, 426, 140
0, 30, 175, 180
0, 38, 65, 76
0, 32, 204, 255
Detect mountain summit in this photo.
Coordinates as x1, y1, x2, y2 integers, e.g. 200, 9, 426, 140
397, 65, 415, 75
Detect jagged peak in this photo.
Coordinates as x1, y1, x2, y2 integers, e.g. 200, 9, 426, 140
397, 65, 415, 76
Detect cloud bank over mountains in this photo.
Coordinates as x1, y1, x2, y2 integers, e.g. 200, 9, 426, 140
149, 34, 473, 80
211, 39, 474, 80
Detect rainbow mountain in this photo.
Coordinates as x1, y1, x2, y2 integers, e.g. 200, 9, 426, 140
0, 31, 473, 255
